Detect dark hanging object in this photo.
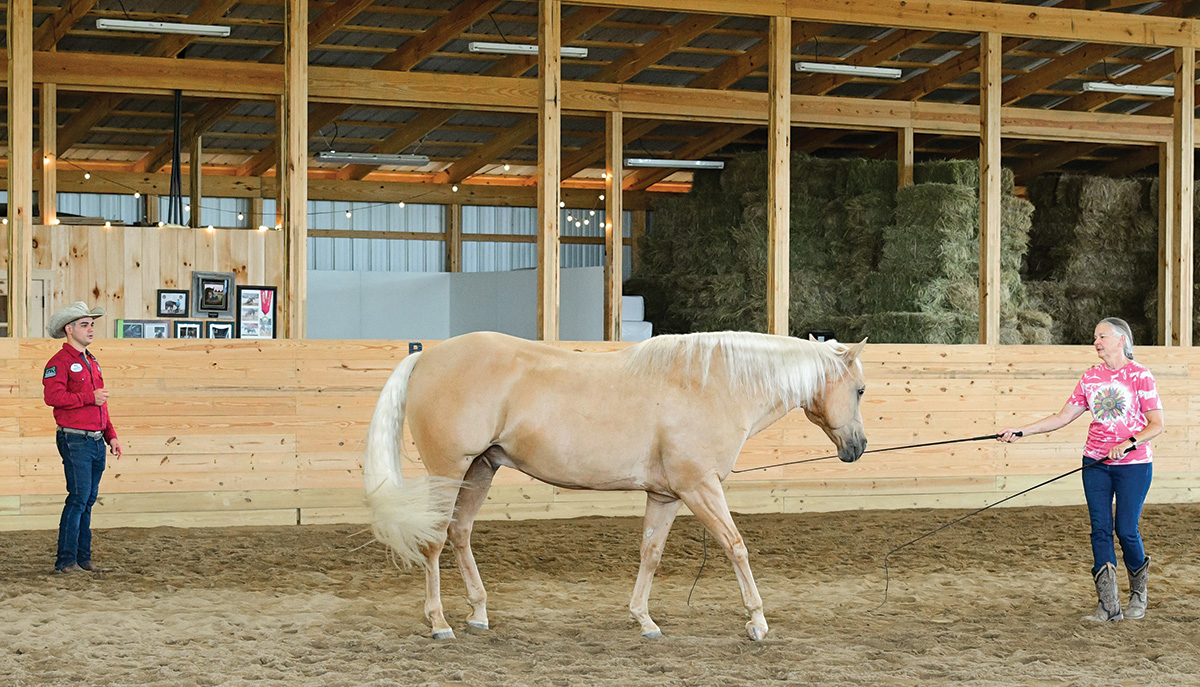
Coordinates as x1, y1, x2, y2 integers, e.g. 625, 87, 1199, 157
167, 89, 184, 225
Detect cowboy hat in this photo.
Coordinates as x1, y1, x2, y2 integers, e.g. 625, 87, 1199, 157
47, 302, 106, 339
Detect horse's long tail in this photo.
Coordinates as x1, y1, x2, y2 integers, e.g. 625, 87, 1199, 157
364, 352, 459, 567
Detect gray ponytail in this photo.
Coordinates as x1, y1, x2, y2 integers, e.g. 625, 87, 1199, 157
1100, 317, 1135, 360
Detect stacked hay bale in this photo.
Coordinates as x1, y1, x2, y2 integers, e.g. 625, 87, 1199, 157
1023, 175, 1158, 345
626, 153, 1052, 344
861, 162, 1049, 344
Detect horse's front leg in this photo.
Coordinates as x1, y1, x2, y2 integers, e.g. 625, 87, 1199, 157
630, 492, 683, 638
679, 476, 768, 641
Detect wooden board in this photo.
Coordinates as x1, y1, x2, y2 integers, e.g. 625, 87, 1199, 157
2, 341, 1199, 530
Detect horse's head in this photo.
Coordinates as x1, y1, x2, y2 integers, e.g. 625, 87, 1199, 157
803, 338, 868, 462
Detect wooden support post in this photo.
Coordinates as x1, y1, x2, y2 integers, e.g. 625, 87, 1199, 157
898, 126, 914, 189
40, 83, 57, 226
189, 134, 203, 228
604, 110, 624, 341
145, 195, 159, 225
631, 210, 646, 275
251, 196, 264, 230
978, 32, 1002, 346
445, 203, 463, 272
1171, 46, 1194, 347
1158, 143, 1175, 346
7, 0, 33, 337
282, 0, 309, 339
536, 0, 562, 342
766, 16, 791, 337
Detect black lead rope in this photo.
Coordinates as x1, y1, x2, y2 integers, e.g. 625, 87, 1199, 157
871, 446, 1133, 612
731, 432, 1015, 474
691, 432, 1023, 606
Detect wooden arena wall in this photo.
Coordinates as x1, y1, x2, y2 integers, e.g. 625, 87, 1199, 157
0, 224, 283, 333
1, 339, 1197, 531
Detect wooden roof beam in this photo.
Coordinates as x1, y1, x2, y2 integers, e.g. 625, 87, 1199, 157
338, 5, 615, 181
560, 20, 828, 180
625, 124, 758, 191
54, 0, 241, 156
133, 0, 378, 174
794, 28, 933, 96
586, 13, 726, 84
242, 0, 504, 177
375, 8, 720, 185
34, 0, 100, 51
585, 0, 1193, 48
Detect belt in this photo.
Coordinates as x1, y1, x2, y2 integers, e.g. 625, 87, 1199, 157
58, 427, 104, 440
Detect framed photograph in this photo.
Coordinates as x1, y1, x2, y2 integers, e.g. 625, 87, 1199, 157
116, 319, 170, 339
206, 321, 235, 339
156, 289, 189, 318
174, 320, 204, 339
236, 285, 277, 339
190, 270, 236, 319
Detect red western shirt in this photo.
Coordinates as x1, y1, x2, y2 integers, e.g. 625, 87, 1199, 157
43, 342, 117, 443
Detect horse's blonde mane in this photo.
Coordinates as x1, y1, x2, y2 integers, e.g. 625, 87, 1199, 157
623, 331, 852, 408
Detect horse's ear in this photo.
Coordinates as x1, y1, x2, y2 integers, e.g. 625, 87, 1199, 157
845, 337, 868, 362
808, 334, 818, 342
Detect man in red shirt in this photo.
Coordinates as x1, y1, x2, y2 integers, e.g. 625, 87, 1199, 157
42, 302, 123, 575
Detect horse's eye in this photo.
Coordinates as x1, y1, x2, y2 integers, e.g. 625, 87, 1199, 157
857, 388, 865, 397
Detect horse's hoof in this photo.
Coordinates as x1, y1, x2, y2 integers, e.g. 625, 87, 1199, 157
467, 620, 489, 630
641, 630, 663, 639
431, 629, 456, 640
746, 624, 767, 642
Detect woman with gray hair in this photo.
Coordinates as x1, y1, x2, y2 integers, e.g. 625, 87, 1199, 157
997, 317, 1164, 622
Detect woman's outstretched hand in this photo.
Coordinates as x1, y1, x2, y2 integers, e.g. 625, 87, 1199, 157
997, 429, 1023, 443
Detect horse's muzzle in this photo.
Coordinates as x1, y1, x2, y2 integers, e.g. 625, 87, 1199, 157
838, 436, 867, 463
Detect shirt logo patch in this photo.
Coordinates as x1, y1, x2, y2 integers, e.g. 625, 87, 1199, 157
43, 366, 57, 379
70, 363, 84, 373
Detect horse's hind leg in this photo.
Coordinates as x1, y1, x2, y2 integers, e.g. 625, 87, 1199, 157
449, 455, 496, 630
421, 526, 455, 639
678, 476, 768, 641
630, 492, 683, 638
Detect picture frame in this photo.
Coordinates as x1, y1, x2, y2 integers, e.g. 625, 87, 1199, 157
236, 285, 277, 339
190, 270, 236, 319
174, 320, 204, 339
206, 321, 235, 339
156, 289, 190, 318
116, 319, 170, 339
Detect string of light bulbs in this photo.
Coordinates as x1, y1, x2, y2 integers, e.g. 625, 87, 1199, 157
44, 160, 610, 232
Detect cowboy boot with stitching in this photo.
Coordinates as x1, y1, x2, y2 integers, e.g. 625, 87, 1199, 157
1125, 555, 1150, 620
1084, 562, 1123, 622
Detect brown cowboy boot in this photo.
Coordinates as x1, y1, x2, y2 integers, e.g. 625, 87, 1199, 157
1125, 555, 1150, 620
1083, 562, 1123, 622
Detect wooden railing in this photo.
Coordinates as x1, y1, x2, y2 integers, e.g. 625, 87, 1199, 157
1, 339, 1196, 530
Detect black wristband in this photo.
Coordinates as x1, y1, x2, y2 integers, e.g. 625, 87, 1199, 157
1127, 436, 1138, 446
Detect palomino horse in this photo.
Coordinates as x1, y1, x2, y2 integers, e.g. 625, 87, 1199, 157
364, 330, 868, 641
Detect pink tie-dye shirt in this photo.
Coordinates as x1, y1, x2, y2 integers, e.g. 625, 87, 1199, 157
1067, 362, 1161, 465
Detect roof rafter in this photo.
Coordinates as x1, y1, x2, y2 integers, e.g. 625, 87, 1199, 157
55, 0, 242, 157
238, 0, 504, 177
337, 5, 617, 181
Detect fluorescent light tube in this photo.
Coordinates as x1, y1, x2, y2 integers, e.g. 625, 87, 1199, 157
1081, 82, 1174, 97
623, 158, 725, 169
314, 151, 430, 165
468, 41, 588, 59
794, 61, 902, 79
96, 18, 231, 37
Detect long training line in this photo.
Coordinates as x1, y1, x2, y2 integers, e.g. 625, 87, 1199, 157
731, 433, 1016, 474
871, 451, 1128, 612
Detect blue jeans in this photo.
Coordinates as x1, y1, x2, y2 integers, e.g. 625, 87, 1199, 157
55, 431, 107, 569
1081, 457, 1151, 573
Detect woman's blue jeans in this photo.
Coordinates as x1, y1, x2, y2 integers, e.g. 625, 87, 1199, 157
1081, 457, 1151, 574
55, 431, 107, 569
